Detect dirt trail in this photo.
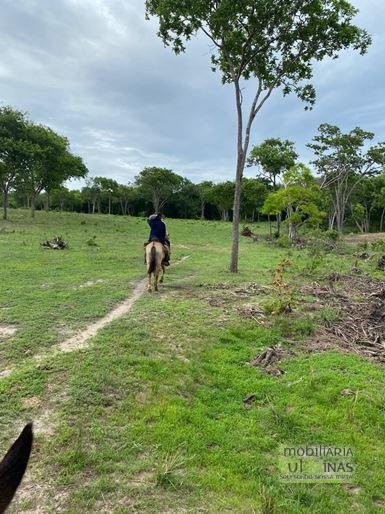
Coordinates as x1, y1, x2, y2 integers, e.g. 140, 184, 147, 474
1, 255, 191, 379
58, 278, 147, 354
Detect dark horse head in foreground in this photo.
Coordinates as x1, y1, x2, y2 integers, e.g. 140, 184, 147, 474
0, 423, 33, 513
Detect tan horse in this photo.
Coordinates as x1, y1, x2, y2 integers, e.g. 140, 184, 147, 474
145, 241, 165, 292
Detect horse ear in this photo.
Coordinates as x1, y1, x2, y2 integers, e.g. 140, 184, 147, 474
0, 423, 33, 513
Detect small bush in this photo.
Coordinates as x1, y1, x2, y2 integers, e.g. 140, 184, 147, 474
276, 235, 291, 248
86, 235, 98, 247
325, 229, 339, 241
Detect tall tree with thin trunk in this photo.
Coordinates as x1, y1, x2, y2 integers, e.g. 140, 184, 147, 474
145, 0, 371, 271
247, 138, 297, 233
308, 124, 385, 234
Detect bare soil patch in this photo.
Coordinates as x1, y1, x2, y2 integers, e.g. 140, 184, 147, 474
77, 278, 105, 289
0, 323, 17, 339
344, 232, 385, 244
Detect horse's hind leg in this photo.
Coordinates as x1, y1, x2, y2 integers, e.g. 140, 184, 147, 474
147, 273, 152, 293
159, 265, 165, 284
154, 271, 159, 292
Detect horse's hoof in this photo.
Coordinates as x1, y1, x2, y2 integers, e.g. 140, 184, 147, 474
148, 288, 152, 293
155, 287, 159, 292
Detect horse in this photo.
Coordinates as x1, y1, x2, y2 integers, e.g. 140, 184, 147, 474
145, 241, 165, 292
0, 423, 33, 513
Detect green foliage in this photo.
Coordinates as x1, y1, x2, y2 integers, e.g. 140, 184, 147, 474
325, 229, 339, 241
209, 181, 235, 220
248, 138, 297, 188
262, 164, 326, 240
135, 166, 184, 212
145, 0, 370, 108
309, 124, 385, 233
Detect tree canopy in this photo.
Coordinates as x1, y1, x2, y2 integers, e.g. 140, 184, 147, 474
135, 166, 184, 212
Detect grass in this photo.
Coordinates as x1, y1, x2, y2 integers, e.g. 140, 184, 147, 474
1, 209, 385, 513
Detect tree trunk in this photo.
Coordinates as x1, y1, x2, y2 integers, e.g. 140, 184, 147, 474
201, 201, 205, 220
2, 190, 8, 220
380, 208, 385, 232
289, 222, 297, 242
277, 213, 281, 235
153, 193, 160, 213
31, 195, 36, 218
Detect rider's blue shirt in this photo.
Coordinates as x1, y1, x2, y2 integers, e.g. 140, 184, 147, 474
148, 217, 166, 244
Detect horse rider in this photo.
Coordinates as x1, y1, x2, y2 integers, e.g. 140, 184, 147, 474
146, 212, 170, 265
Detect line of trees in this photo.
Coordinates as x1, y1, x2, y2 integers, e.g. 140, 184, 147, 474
7, 167, 271, 222
2, 106, 385, 237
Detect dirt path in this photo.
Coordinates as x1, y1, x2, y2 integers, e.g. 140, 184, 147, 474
55, 278, 147, 354
1, 255, 191, 379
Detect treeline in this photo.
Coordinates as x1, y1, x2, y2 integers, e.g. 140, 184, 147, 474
8, 172, 269, 222
2, 106, 385, 235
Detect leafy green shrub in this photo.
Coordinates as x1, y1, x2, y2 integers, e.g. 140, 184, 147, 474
324, 229, 339, 241
276, 235, 291, 247
371, 240, 385, 252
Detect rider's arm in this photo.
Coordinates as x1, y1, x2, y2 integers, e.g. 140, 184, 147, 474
160, 221, 166, 240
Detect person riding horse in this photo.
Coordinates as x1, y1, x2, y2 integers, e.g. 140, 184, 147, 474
147, 212, 170, 265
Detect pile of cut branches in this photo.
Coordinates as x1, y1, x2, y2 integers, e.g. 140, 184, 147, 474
302, 275, 385, 361
41, 236, 68, 250
241, 226, 258, 241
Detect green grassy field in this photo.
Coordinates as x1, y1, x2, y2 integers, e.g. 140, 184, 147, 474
1, 210, 385, 513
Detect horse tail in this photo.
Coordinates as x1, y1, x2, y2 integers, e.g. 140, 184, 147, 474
148, 244, 157, 275
0, 423, 33, 513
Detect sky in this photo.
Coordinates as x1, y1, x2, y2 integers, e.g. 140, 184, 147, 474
0, 0, 384, 187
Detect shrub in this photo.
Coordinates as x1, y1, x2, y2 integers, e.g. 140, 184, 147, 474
325, 229, 339, 241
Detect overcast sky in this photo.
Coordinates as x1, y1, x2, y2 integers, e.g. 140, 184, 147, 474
0, 0, 384, 186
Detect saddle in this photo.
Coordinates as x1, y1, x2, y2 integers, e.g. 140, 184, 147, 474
143, 239, 170, 253
143, 239, 170, 265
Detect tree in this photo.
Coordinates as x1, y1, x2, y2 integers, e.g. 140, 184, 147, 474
309, 124, 385, 234
349, 175, 385, 233
0, 107, 31, 220
135, 167, 184, 212
145, 0, 370, 272
96, 177, 119, 214
170, 178, 200, 218
241, 177, 268, 221
117, 184, 135, 215
247, 138, 297, 189
262, 164, 325, 241
19, 124, 88, 217
196, 180, 214, 219
210, 181, 235, 221
247, 138, 297, 233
